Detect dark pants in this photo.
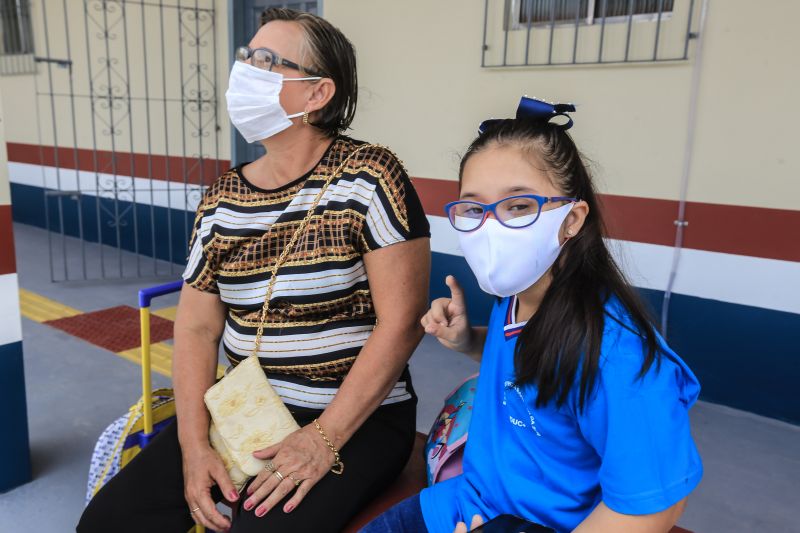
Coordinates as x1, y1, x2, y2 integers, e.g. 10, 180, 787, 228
77, 399, 417, 533
359, 494, 428, 533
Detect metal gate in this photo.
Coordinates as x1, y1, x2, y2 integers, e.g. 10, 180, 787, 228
8, 0, 222, 281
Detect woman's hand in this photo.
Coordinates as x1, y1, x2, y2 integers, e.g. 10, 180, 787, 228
454, 514, 485, 533
243, 424, 335, 517
182, 443, 238, 532
422, 275, 473, 352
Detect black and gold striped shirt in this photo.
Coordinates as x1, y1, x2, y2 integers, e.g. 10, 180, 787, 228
182, 137, 430, 411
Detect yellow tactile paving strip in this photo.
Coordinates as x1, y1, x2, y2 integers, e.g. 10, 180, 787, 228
118, 342, 225, 379
19, 289, 224, 379
118, 342, 175, 377
152, 306, 177, 321
19, 288, 82, 322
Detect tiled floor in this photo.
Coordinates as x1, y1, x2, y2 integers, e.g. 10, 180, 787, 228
2, 223, 799, 532
46, 305, 175, 353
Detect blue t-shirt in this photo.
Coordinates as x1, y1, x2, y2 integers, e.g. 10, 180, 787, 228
420, 296, 703, 533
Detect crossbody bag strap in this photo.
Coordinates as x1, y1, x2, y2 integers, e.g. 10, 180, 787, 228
248, 143, 390, 359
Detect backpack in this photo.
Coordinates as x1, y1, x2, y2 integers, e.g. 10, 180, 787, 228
424, 374, 478, 485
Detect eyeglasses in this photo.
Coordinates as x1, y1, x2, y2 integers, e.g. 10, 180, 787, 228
234, 46, 326, 78
444, 194, 577, 232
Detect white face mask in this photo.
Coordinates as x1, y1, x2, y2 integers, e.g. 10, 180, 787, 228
457, 202, 574, 297
225, 61, 320, 143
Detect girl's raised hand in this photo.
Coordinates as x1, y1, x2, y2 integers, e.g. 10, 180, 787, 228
421, 275, 473, 353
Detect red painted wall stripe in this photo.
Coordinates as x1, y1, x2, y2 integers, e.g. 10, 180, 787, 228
7, 144, 799, 263
412, 177, 800, 263
6, 142, 230, 187
0, 205, 17, 276
599, 195, 800, 263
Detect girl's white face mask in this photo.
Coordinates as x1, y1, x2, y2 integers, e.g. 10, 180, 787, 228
225, 61, 320, 143
457, 202, 574, 297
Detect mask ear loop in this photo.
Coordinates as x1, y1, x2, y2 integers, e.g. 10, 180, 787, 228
285, 110, 311, 125
284, 76, 321, 123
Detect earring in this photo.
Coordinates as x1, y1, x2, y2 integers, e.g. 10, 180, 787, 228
302, 111, 309, 125
566, 228, 574, 236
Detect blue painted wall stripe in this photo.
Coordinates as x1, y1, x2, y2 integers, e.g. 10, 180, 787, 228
0, 341, 31, 493
11, 182, 195, 268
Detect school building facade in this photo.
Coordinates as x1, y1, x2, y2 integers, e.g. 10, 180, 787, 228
1, 0, 798, 425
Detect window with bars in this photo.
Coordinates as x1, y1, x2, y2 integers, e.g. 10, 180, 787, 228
517, 0, 675, 27
0, 0, 33, 55
0, 0, 35, 74
486, 0, 693, 67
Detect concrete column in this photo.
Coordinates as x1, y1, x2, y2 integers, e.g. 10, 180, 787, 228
0, 90, 31, 493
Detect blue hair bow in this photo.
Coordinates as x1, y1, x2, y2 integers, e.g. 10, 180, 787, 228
479, 96, 576, 134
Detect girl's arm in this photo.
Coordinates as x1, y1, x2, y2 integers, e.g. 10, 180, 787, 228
463, 327, 487, 362
572, 499, 688, 533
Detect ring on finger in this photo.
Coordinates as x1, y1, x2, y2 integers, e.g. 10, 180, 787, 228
288, 472, 302, 487
190, 506, 200, 514
273, 470, 285, 482
264, 460, 276, 473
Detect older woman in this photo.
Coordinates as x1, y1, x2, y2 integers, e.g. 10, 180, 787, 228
78, 8, 430, 533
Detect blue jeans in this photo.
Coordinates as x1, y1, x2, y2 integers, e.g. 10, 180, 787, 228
360, 494, 429, 533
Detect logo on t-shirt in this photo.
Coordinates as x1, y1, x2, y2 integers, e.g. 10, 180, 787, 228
502, 380, 542, 437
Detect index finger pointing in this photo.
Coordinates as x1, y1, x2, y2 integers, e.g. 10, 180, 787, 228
445, 275, 466, 311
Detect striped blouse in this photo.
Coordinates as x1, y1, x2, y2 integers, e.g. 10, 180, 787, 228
182, 137, 430, 412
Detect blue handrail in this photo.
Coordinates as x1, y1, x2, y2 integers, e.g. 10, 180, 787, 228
138, 280, 183, 308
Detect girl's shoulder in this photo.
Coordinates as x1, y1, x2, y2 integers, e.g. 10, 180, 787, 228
599, 297, 700, 400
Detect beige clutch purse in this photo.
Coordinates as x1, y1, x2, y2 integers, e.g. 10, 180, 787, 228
205, 355, 299, 491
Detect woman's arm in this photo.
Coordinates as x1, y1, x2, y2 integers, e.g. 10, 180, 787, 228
317, 237, 431, 445
319, 238, 430, 438
173, 284, 224, 449
246, 238, 431, 516
172, 284, 237, 530
572, 499, 687, 533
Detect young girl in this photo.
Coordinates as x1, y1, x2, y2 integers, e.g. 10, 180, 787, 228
362, 98, 702, 533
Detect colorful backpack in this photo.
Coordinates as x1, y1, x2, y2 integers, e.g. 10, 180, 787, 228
424, 374, 478, 485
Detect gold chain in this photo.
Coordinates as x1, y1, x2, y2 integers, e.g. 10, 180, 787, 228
313, 419, 344, 475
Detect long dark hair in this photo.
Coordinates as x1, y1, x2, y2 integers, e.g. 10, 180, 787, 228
261, 8, 358, 138
460, 118, 660, 411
